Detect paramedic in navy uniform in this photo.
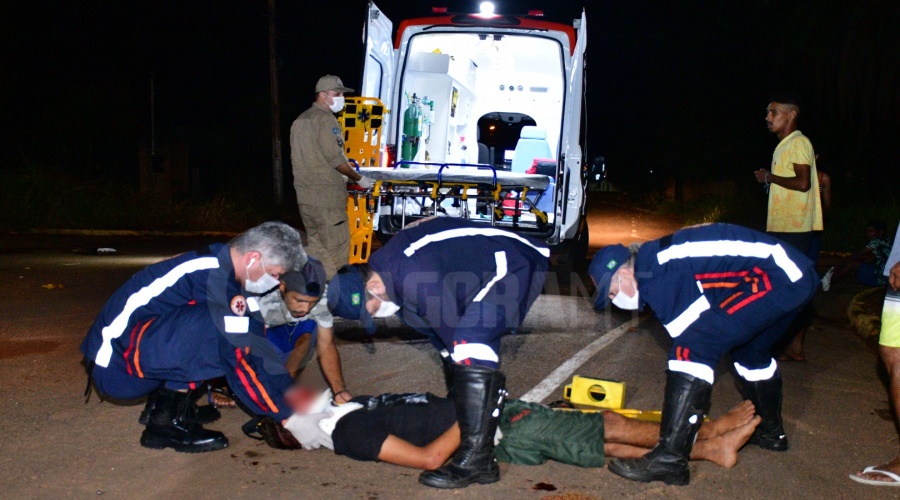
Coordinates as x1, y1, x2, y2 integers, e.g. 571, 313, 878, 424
327, 217, 549, 489
589, 223, 818, 486
81, 222, 307, 453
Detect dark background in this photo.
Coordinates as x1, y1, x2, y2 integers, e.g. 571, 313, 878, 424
2, 0, 898, 208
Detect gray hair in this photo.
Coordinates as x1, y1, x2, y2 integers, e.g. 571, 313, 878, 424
231, 221, 307, 271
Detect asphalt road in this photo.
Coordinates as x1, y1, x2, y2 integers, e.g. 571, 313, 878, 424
1, 206, 896, 498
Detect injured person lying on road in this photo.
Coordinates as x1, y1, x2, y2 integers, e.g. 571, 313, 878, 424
254, 385, 761, 474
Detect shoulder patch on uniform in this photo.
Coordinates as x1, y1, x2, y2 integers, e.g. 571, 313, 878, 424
332, 127, 340, 135
606, 259, 618, 270
231, 295, 247, 316
351, 292, 361, 306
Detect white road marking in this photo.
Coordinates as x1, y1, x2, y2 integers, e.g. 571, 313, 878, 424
518, 315, 648, 403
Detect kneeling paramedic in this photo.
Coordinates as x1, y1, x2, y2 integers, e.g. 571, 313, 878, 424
328, 217, 549, 488
589, 223, 818, 485
80, 222, 306, 453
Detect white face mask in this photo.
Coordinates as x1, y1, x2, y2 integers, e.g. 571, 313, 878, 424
372, 299, 401, 318
611, 275, 640, 310
244, 257, 280, 294
328, 96, 345, 113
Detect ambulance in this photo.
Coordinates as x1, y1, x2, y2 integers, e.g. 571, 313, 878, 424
345, 2, 589, 266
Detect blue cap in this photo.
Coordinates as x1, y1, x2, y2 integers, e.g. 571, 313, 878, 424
326, 265, 376, 334
281, 257, 326, 297
588, 244, 631, 310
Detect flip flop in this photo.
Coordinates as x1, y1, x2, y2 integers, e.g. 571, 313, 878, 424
849, 466, 900, 486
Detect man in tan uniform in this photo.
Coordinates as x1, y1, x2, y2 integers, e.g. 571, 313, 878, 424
290, 75, 374, 278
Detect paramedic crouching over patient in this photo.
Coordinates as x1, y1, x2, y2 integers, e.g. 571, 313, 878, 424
80, 222, 306, 453
327, 217, 549, 489
589, 223, 818, 486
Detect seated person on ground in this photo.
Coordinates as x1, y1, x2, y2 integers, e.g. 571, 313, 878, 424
825, 220, 892, 288
259, 386, 762, 472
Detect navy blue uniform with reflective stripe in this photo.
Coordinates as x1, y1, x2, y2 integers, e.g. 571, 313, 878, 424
635, 223, 818, 376
367, 218, 550, 367
80, 243, 293, 419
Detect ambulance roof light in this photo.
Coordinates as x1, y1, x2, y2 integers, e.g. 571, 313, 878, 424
527, 10, 544, 16
479, 2, 495, 15
431, 7, 447, 14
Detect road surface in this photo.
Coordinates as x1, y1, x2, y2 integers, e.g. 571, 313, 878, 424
0, 206, 893, 498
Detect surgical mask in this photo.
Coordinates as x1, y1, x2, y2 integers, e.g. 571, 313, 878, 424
244, 258, 280, 294
372, 300, 401, 318
611, 275, 640, 310
328, 96, 345, 113
367, 288, 400, 317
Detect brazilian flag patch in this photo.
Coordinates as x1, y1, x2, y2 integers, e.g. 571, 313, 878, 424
351, 292, 361, 306
606, 259, 618, 270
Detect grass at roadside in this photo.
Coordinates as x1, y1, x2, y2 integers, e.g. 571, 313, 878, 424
0, 167, 286, 233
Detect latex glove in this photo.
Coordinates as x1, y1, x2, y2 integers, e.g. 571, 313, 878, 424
283, 411, 334, 450
356, 176, 375, 189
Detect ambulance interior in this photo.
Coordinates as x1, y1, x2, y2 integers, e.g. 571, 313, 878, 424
397, 32, 565, 171
385, 31, 566, 225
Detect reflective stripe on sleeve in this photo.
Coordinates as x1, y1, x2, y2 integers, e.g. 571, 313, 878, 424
95, 256, 220, 367
664, 295, 711, 338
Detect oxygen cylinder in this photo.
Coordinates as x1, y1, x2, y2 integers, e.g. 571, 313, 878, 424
401, 93, 423, 161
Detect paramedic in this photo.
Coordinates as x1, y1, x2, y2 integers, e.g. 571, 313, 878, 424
589, 223, 818, 486
327, 217, 549, 489
80, 222, 306, 453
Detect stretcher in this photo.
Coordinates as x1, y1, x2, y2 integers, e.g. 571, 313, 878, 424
360, 161, 554, 224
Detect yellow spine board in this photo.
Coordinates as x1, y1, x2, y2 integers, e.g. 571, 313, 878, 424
337, 97, 388, 168
346, 192, 374, 264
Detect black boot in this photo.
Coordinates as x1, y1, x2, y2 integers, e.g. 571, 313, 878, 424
138, 386, 220, 425
607, 370, 712, 486
738, 370, 788, 451
419, 364, 506, 489
140, 388, 229, 453
440, 354, 454, 397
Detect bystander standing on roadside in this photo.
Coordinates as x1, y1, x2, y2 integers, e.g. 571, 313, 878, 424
753, 92, 823, 361
851, 221, 900, 486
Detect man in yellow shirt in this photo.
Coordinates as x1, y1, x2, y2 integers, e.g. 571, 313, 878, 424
753, 92, 823, 253
753, 93, 824, 362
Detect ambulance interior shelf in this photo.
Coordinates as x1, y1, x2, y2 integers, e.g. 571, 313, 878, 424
356, 161, 554, 229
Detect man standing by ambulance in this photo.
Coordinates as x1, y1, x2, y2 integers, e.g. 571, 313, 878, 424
290, 74, 375, 279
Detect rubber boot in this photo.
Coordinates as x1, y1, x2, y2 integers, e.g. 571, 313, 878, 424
607, 370, 712, 486
140, 388, 229, 453
440, 354, 454, 397
419, 364, 506, 489
738, 370, 788, 451
138, 386, 220, 425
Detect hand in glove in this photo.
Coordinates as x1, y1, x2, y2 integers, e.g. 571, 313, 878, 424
283, 411, 334, 450
356, 176, 375, 189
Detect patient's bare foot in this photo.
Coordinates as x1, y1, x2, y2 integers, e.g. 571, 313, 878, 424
698, 400, 756, 440
694, 416, 761, 468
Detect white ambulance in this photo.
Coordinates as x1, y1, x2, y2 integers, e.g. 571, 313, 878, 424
352, 2, 589, 266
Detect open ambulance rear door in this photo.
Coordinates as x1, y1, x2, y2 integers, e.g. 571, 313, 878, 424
558, 9, 587, 244
360, 1, 395, 144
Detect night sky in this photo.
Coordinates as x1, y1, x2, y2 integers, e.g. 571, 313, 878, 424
2, 0, 898, 204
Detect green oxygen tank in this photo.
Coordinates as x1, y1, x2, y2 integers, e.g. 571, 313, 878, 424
402, 93, 423, 162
